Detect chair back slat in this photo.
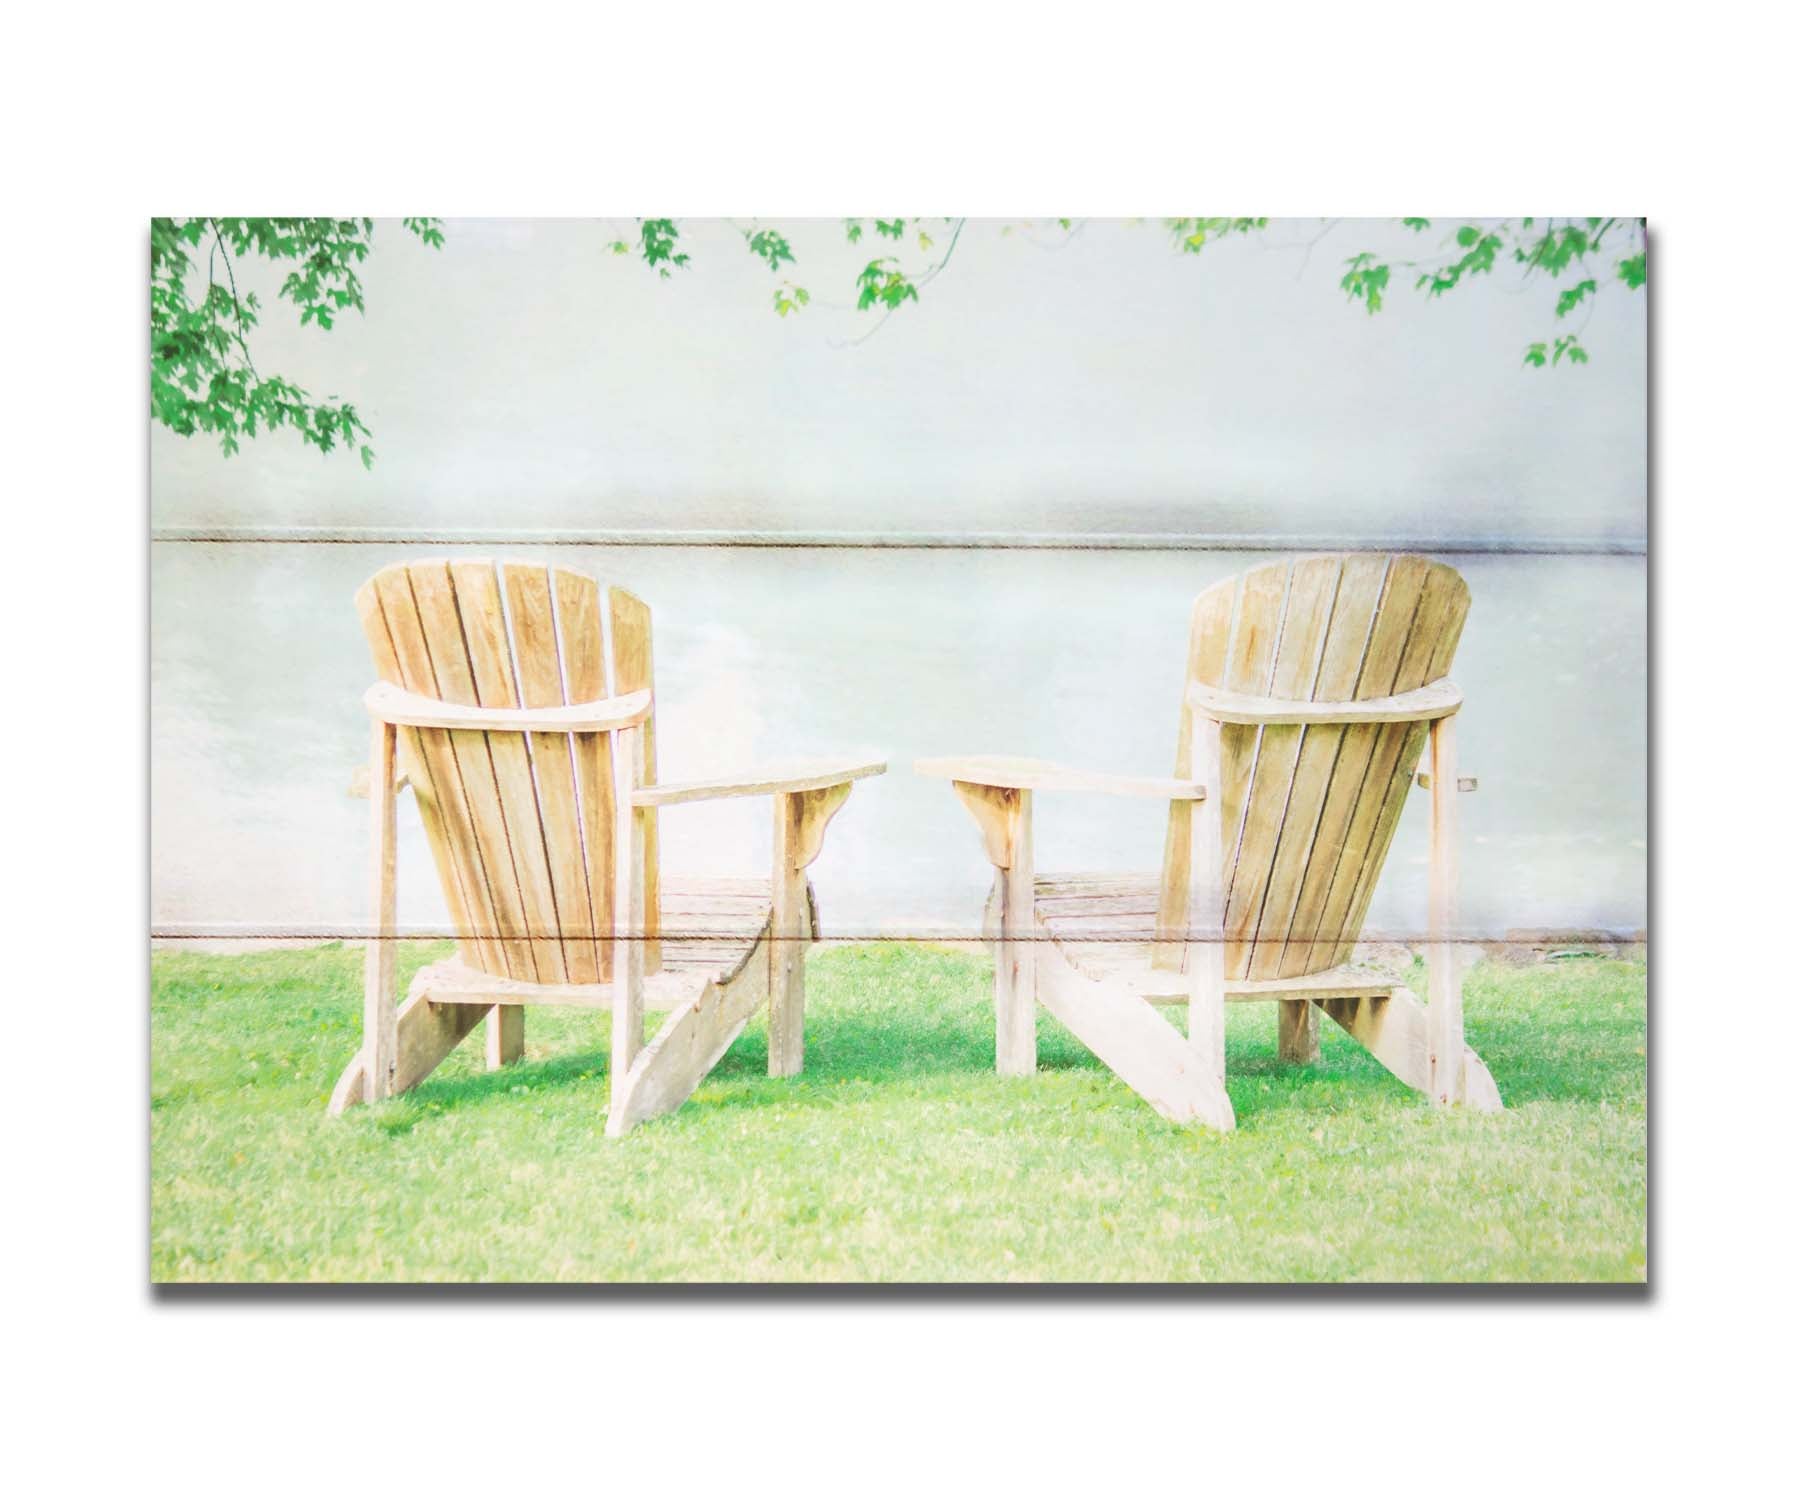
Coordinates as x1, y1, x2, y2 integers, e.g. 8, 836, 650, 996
610, 587, 661, 971
355, 561, 663, 983
503, 563, 604, 984
1157, 555, 1470, 980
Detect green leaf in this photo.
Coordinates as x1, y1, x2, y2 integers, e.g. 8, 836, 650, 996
150, 217, 416, 467
1617, 252, 1647, 290
1340, 255, 1390, 314
639, 219, 685, 270
772, 283, 811, 318
855, 257, 919, 312
747, 228, 796, 274
1165, 217, 1268, 255
1555, 278, 1598, 318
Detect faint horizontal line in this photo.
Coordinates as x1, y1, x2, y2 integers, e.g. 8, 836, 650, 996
149, 526, 1648, 557
149, 928, 1646, 945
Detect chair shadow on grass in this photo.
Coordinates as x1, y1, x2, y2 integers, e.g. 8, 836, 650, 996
382, 1011, 1400, 1131
373, 954, 1621, 1129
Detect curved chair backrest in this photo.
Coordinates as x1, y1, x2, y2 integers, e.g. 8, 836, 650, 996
1157, 554, 1470, 980
356, 560, 661, 985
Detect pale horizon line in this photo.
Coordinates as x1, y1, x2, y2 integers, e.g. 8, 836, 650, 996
151, 526, 1648, 556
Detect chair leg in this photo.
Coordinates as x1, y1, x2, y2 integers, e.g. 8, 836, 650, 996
1317, 988, 1502, 1112
1426, 715, 1465, 1104
611, 725, 647, 1095
609, 929, 773, 1136
1277, 999, 1321, 1065
1036, 941, 1233, 1130
995, 791, 1037, 1077
769, 782, 854, 1079
1186, 712, 1228, 1093
486, 1006, 524, 1069
362, 720, 399, 1104
949, 778, 1037, 1076
330, 962, 489, 1114
769, 793, 809, 1077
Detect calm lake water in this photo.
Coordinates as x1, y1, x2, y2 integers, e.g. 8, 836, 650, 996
151, 544, 1645, 942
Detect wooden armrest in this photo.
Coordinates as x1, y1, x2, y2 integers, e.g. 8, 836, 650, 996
634, 757, 887, 808
365, 682, 653, 733
914, 755, 1205, 800
1187, 676, 1462, 726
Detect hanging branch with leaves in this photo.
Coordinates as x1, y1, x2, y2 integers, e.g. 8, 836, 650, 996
606, 216, 971, 343
1330, 217, 1646, 366
150, 217, 444, 466
606, 215, 1646, 364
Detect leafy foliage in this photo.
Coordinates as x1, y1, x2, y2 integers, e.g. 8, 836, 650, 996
1524, 335, 1590, 368
637, 218, 689, 277
1340, 252, 1391, 314
1336, 216, 1646, 367
615, 217, 965, 337
1165, 216, 1268, 253
1415, 223, 1505, 297
150, 217, 442, 464
615, 216, 1644, 365
746, 227, 795, 274
1556, 278, 1598, 319
855, 257, 921, 311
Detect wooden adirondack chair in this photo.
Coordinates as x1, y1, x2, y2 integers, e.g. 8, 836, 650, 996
918, 553, 1502, 1129
330, 559, 884, 1134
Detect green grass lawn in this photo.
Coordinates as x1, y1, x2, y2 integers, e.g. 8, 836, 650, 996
151, 943, 1646, 1283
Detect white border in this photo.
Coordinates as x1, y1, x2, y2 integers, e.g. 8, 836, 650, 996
10, 2, 1797, 1492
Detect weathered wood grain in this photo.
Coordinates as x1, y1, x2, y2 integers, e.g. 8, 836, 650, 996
607, 930, 772, 1136
638, 758, 885, 807
363, 680, 651, 734
916, 756, 1204, 800
1036, 941, 1234, 1130
339, 559, 873, 1133
1426, 714, 1464, 1103
554, 568, 617, 983
1186, 710, 1228, 1094
503, 563, 601, 984
612, 721, 647, 1082
1187, 675, 1462, 725
449, 559, 566, 985
930, 554, 1500, 1121
363, 719, 398, 1102
1222, 555, 1339, 975
1248, 554, 1387, 981
610, 586, 661, 971
362, 567, 503, 975
1155, 573, 1238, 968
1280, 555, 1433, 974
407, 561, 538, 980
